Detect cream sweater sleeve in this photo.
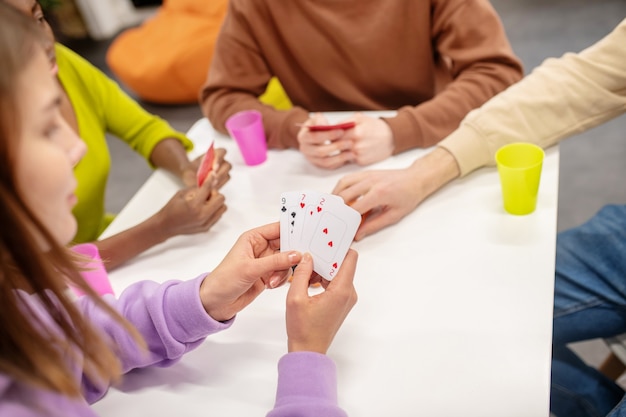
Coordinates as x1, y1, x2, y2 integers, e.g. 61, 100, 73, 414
439, 18, 626, 177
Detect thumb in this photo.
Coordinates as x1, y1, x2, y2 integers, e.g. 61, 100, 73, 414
288, 252, 314, 296
196, 172, 216, 200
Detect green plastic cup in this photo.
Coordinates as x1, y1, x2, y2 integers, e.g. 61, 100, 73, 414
495, 143, 545, 215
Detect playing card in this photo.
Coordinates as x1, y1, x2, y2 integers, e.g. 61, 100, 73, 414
301, 192, 344, 247
303, 199, 360, 281
196, 142, 215, 187
280, 191, 299, 252
307, 121, 356, 132
280, 190, 315, 252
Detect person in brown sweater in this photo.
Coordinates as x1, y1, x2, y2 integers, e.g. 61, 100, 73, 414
200, 0, 523, 169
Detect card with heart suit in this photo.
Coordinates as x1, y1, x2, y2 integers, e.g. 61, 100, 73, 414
280, 190, 361, 280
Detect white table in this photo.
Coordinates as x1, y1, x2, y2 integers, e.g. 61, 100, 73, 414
94, 113, 559, 417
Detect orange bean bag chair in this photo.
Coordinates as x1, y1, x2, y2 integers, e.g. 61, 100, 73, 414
106, 0, 228, 104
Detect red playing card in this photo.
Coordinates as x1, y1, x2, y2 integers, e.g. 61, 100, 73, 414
196, 143, 215, 187
307, 121, 356, 132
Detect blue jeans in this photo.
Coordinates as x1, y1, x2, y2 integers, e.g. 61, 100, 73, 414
551, 205, 626, 417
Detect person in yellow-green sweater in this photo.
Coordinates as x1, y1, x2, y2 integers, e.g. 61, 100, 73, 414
8, 0, 232, 270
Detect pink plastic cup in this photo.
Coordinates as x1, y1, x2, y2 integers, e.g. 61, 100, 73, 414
70, 243, 114, 297
225, 110, 267, 166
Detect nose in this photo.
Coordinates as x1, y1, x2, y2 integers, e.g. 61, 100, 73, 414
69, 136, 87, 168
59, 118, 86, 167
43, 37, 55, 63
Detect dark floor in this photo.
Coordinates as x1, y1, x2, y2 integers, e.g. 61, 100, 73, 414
69, 0, 626, 371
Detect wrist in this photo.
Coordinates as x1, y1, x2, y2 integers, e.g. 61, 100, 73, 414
199, 275, 234, 322
205, 306, 234, 323
408, 147, 460, 196
288, 339, 328, 355
178, 161, 194, 178
149, 210, 173, 244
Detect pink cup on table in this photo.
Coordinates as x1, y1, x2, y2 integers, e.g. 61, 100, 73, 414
70, 243, 114, 297
225, 110, 267, 166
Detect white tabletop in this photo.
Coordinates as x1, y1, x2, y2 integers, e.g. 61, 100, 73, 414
95, 113, 558, 417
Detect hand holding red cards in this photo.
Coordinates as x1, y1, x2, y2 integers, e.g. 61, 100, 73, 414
297, 113, 394, 169
280, 190, 361, 281
296, 113, 356, 170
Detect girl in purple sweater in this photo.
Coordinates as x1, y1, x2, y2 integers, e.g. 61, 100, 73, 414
0, 4, 357, 416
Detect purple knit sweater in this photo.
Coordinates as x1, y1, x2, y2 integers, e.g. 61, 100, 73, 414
0, 276, 346, 416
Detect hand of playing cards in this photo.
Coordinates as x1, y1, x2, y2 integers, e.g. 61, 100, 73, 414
280, 190, 361, 281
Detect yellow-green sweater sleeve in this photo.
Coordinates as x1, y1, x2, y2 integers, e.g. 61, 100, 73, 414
56, 44, 193, 164
56, 44, 193, 243
439, 18, 626, 177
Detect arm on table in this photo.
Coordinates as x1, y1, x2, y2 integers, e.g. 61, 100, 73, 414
85, 223, 302, 401
336, 18, 626, 239
95, 183, 227, 270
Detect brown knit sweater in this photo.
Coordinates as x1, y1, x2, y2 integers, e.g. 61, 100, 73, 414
200, 0, 523, 154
